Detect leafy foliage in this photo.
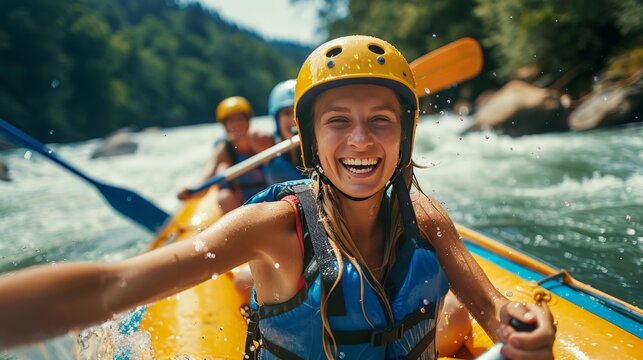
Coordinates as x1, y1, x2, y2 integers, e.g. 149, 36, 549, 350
0, 0, 310, 142
304, 0, 641, 97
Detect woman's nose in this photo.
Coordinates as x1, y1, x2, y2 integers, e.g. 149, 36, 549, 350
347, 122, 373, 148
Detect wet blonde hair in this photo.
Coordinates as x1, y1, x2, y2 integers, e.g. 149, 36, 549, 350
308, 166, 431, 359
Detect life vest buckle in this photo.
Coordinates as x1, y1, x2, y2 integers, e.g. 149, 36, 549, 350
370, 323, 405, 346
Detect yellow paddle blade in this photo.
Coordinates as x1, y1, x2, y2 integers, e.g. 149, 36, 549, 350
411, 37, 483, 96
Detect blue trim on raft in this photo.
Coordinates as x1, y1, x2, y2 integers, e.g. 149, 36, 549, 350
464, 240, 643, 339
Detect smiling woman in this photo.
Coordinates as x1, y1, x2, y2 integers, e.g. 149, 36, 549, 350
0, 35, 556, 359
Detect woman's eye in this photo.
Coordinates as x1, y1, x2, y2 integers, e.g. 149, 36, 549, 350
372, 116, 392, 124
328, 117, 349, 124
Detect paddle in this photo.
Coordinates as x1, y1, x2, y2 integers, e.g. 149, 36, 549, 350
184, 37, 484, 196
0, 118, 169, 232
188, 134, 301, 194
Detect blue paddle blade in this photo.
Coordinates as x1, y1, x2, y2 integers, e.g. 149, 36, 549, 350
96, 181, 169, 232
0, 118, 169, 232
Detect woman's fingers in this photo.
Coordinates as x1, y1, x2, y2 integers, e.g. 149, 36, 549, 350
498, 301, 556, 359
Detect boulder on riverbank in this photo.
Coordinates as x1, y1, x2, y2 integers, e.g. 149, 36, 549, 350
467, 80, 570, 136
91, 129, 139, 159
569, 77, 642, 130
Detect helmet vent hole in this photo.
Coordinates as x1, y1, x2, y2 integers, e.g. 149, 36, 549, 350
368, 44, 385, 54
326, 47, 342, 57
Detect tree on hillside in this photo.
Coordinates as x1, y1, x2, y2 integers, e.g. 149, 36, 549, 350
0, 0, 308, 142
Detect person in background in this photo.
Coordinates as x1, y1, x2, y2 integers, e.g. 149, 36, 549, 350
263, 79, 305, 184
177, 96, 272, 213
0, 36, 555, 359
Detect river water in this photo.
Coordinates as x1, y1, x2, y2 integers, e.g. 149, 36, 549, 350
1, 115, 641, 358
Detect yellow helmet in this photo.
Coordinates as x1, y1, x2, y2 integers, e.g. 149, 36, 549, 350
215, 96, 253, 122
294, 35, 419, 170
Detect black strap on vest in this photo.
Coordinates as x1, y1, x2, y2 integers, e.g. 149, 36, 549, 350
328, 302, 436, 346
293, 184, 346, 316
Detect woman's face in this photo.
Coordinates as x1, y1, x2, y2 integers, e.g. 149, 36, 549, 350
223, 112, 250, 141
313, 84, 402, 199
277, 106, 295, 139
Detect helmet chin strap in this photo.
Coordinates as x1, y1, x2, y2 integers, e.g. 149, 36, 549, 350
313, 155, 421, 242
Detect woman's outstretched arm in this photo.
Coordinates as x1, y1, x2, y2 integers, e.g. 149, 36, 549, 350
0, 201, 294, 349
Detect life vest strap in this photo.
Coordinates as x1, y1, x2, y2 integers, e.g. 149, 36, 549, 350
328, 301, 436, 347
293, 184, 347, 316
261, 336, 304, 360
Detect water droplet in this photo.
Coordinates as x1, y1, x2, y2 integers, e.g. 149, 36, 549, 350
49, 130, 55, 135
626, 228, 636, 235
424, 88, 431, 95
492, 72, 497, 77
274, 262, 280, 269
420, 307, 426, 313
339, 352, 346, 359
51, 79, 60, 88
447, 100, 451, 104
505, 290, 513, 297
224, 337, 228, 342
432, 34, 437, 38
423, 299, 430, 305
193, 239, 206, 252
211, 273, 219, 280
219, 326, 224, 331
24, 151, 33, 160
439, 110, 444, 115
437, 231, 442, 237
625, 215, 631, 221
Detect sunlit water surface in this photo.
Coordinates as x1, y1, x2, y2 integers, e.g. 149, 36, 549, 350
1, 115, 641, 359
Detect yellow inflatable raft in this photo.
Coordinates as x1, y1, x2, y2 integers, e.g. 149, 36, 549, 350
111, 186, 641, 359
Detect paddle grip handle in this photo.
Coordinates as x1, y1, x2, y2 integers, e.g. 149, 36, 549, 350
474, 318, 537, 360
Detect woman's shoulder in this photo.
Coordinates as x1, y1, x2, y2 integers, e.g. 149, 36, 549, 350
411, 191, 458, 245
234, 200, 297, 229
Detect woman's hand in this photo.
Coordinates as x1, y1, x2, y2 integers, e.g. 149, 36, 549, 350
497, 302, 556, 359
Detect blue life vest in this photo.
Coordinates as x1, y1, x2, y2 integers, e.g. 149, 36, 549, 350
245, 181, 449, 359
264, 151, 305, 185
219, 139, 267, 200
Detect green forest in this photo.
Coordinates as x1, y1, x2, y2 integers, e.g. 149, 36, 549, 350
0, 0, 310, 142
1, 0, 641, 142
310, 0, 641, 99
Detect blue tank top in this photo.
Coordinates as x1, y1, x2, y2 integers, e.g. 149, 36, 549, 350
245, 181, 449, 359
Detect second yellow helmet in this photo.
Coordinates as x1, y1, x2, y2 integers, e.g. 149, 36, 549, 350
215, 96, 253, 122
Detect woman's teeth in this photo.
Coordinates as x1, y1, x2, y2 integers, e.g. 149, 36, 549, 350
341, 158, 378, 174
